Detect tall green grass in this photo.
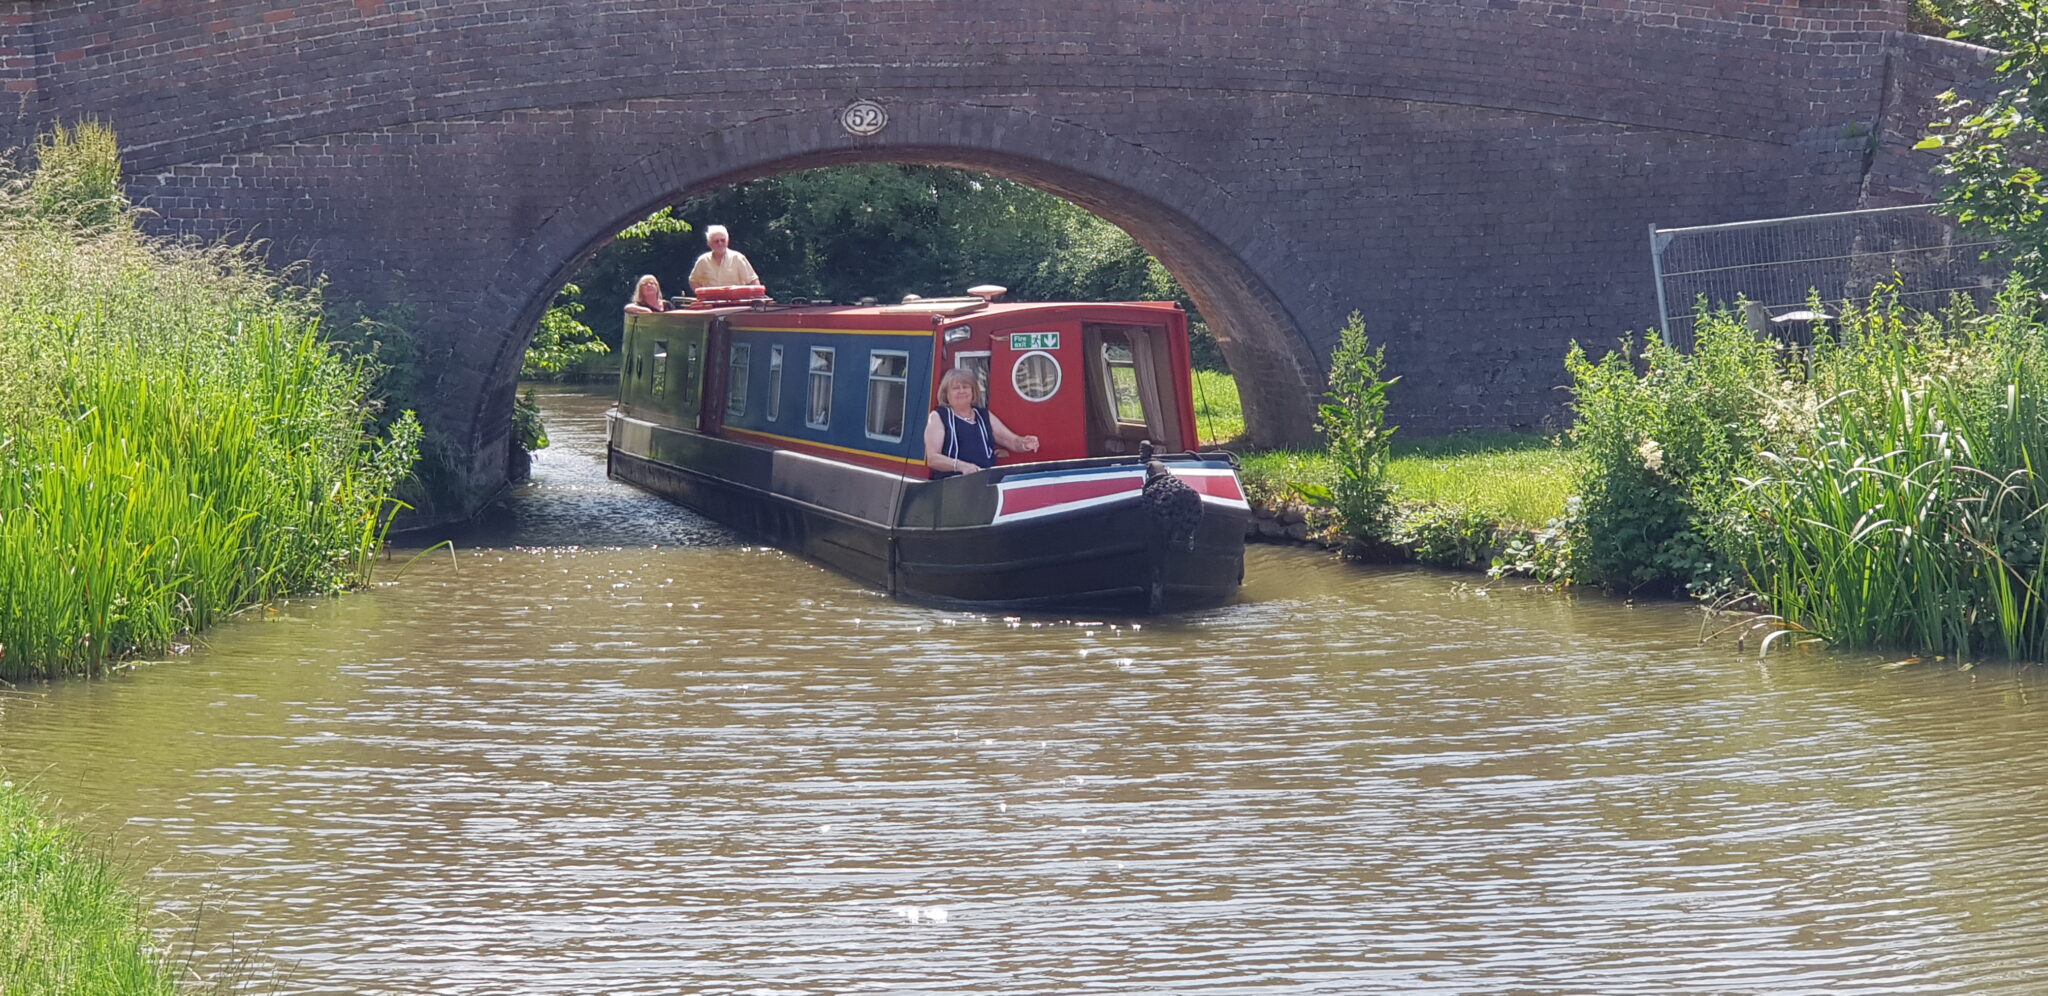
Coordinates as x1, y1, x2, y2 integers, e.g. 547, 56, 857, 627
0, 780, 180, 995
1736, 294, 2048, 659
1562, 288, 2048, 659
0, 124, 419, 679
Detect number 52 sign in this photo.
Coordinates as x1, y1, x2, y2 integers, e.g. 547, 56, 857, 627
840, 100, 888, 137
1009, 332, 1060, 350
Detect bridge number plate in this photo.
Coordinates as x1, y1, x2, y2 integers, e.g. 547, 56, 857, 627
1009, 332, 1059, 350
840, 100, 888, 137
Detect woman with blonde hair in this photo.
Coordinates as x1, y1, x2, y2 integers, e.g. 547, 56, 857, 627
623, 274, 669, 314
924, 367, 1038, 478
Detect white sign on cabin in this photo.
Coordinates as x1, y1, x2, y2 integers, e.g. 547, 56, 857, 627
1008, 332, 1059, 351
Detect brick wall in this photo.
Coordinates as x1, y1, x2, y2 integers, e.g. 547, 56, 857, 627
1861, 30, 2000, 207
0, 4, 41, 143
2, 0, 1968, 518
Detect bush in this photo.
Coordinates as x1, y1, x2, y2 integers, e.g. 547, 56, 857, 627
1562, 308, 1785, 595
513, 389, 550, 453
1390, 502, 1498, 568
1490, 510, 1576, 583
1313, 312, 1399, 539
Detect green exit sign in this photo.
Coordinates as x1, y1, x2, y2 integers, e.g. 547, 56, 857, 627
1009, 332, 1060, 350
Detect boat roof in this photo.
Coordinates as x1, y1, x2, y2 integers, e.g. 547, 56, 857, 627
686, 299, 1183, 332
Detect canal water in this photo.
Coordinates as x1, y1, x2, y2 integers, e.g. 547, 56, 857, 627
3, 386, 2047, 994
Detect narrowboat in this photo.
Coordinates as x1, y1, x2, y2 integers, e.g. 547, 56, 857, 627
604, 287, 1248, 613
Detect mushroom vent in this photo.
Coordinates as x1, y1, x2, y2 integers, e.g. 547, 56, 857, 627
966, 284, 1007, 303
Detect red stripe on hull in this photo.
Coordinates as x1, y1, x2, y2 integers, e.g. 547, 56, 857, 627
997, 476, 1139, 517
1178, 474, 1246, 502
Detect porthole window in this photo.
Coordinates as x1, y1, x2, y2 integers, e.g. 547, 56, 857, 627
1012, 350, 1061, 402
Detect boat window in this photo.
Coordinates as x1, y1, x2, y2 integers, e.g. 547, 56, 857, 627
683, 341, 701, 405
727, 343, 750, 418
1012, 350, 1061, 402
765, 344, 784, 422
651, 340, 669, 400
1081, 323, 1178, 453
954, 351, 990, 400
1102, 342, 1145, 423
807, 347, 834, 429
866, 350, 910, 442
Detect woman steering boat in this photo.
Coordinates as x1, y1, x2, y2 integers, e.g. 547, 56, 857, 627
925, 367, 1038, 478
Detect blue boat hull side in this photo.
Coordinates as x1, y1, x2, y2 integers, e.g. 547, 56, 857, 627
607, 414, 1247, 613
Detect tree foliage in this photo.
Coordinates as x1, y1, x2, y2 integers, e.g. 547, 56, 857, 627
565, 165, 1225, 369
523, 282, 608, 377
1922, 1, 2048, 287
1911, 0, 1984, 39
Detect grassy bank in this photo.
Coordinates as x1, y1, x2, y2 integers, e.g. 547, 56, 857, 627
1221, 292, 2048, 661
1191, 368, 1245, 445
0, 781, 183, 994
0, 124, 419, 679
1195, 371, 1575, 526
1239, 435, 1577, 527
1197, 367, 1575, 570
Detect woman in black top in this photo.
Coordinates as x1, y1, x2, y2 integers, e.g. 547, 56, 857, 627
923, 368, 1039, 478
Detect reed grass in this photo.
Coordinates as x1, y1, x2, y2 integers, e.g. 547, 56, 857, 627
1736, 294, 2048, 660
0, 124, 419, 679
0, 780, 179, 995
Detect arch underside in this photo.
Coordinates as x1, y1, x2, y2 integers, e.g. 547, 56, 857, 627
500, 139, 1328, 442
456, 102, 1342, 498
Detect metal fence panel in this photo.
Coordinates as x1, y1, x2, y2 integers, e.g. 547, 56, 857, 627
1649, 204, 2006, 349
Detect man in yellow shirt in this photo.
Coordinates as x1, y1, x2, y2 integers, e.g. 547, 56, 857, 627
688, 224, 762, 291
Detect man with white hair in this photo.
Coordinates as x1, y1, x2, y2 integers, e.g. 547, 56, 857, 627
688, 224, 762, 292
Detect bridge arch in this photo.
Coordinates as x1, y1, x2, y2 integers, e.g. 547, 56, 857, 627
468, 102, 1331, 489
5, 0, 1971, 521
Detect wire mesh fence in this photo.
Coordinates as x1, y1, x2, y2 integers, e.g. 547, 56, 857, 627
1649, 204, 2007, 349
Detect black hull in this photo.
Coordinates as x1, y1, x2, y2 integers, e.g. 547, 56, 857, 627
605, 420, 1245, 614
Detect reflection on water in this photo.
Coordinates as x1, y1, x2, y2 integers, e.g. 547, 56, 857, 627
431, 388, 739, 550
3, 386, 2048, 994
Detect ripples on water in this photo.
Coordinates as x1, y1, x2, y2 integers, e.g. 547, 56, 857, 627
3, 386, 2048, 994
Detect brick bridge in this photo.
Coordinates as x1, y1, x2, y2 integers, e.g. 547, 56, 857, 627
0, 1, 1994, 519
